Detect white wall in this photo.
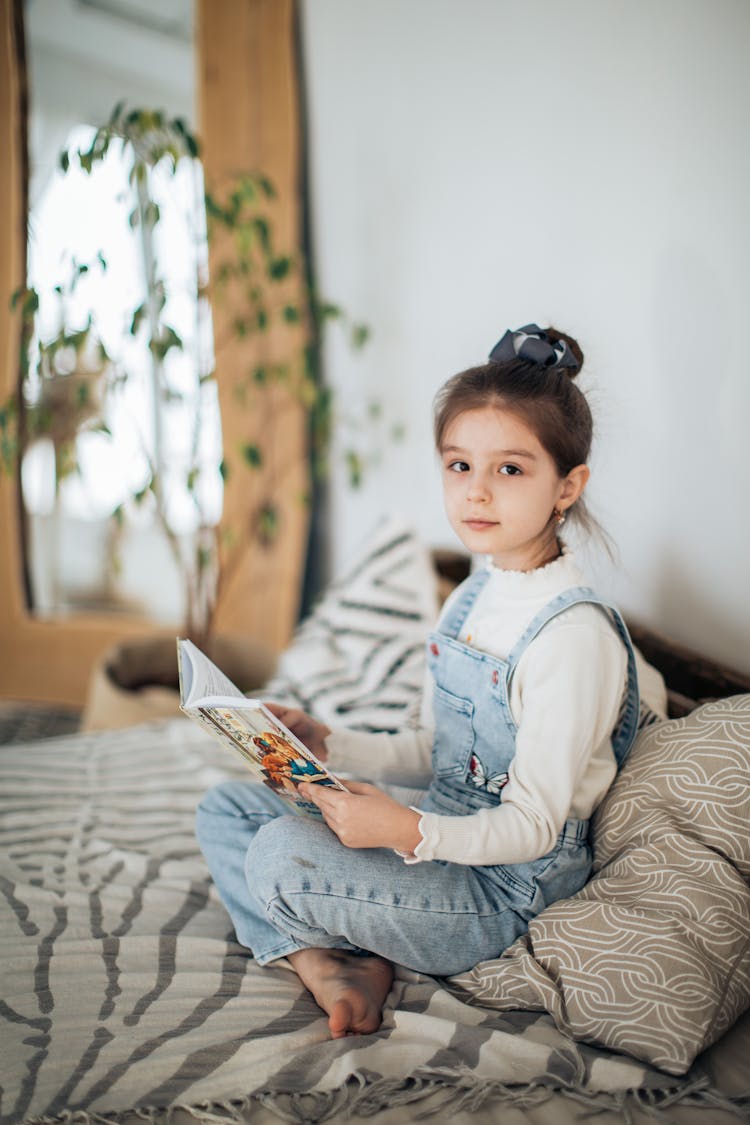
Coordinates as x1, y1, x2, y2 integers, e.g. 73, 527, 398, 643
301, 0, 750, 674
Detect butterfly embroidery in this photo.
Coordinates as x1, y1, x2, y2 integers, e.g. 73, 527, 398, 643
467, 753, 508, 795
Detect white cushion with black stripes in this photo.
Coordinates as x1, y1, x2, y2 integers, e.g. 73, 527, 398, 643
263, 517, 440, 732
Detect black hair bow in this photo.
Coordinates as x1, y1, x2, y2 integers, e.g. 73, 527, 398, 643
489, 323, 577, 370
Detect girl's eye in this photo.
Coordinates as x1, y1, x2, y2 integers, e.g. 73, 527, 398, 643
447, 460, 470, 473
499, 464, 522, 476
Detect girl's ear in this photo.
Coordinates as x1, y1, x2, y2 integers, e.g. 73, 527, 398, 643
558, 464, 590, 511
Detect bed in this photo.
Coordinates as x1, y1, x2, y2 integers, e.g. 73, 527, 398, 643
2, 519, 749, 1125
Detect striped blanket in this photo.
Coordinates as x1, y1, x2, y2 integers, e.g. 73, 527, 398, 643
1, 719, 740, 1124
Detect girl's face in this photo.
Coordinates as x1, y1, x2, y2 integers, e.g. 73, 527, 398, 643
440, 405, 589, 572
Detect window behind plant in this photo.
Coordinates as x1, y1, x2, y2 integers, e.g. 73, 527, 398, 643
21, 116, 221, 624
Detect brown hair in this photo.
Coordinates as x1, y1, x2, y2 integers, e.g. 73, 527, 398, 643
433, 327, 596, 531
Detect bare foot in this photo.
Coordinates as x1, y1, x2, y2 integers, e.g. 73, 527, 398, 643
287, 947, 393, 1039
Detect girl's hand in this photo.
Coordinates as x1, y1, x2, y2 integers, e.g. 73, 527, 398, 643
299, 780, 422, 854
264, 703, 331, 760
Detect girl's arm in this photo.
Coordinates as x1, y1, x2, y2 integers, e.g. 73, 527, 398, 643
325, 726, 433, 787
299, 780, 422, 852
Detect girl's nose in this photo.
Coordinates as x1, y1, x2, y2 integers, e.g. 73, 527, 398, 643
466, 475, 491, 502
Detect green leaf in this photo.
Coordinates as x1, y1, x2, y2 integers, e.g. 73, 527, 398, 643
283, 304, 301, 324
269, 256, 291, 281
235, 176, 257, 204
108, 100, 126, 127
351, 323, 370, 349
162, 387, 185, 404
241, 443, 263, 469
257, 501, 279, 544
12, 287, 39, 316
219, 458, 230, 482
144, 201, 161, 228
204, 193, 222, 220
253, 217, 271, 254
315, 300, 342, 324
130, 302, 148, 336
149, 326, 183, 361
345, 449, 364, 489
270, 362, 290, 384
302, 343, 318, 383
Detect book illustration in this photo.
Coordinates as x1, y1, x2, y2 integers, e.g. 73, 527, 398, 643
199, 705, 340, 815
177, 637, 346, 817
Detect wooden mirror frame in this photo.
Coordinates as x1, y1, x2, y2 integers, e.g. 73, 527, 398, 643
0, 0, 309, 706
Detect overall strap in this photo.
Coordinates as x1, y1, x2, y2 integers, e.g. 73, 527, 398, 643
435, 565, 492, 641
506, 586, 641, 767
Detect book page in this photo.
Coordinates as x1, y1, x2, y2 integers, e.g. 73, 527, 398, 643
195, 701, 347, 817
177, 638, 244, 707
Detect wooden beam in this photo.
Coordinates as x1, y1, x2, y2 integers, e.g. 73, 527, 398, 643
197, 0, 310, 651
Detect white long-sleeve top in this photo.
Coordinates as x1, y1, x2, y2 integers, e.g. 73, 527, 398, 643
324, 551, 630, 867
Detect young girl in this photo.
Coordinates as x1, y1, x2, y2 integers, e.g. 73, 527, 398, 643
195, 322, 639, 1040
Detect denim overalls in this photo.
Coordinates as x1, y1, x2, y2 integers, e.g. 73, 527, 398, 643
195, 570, 640, 976
422, 567, 640, 921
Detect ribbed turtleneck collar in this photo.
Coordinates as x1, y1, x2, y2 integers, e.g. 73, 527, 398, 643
481, 547, 585, 599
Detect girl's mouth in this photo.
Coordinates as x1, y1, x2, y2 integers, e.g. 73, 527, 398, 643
464, 519, 498, 531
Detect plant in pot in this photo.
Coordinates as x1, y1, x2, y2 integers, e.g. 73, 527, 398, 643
3, 104, 380, 728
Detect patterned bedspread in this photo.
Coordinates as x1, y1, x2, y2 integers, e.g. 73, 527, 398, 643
0, 720, 742, 1124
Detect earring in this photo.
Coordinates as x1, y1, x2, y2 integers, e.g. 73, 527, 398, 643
553, 508, 566, 527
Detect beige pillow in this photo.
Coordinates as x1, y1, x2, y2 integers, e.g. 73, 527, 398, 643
449, 695, 750, 1075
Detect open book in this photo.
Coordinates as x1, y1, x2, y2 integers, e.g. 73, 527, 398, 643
177, 638, 347, 817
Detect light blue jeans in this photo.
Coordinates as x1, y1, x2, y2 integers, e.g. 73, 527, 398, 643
195, 779, 590, 976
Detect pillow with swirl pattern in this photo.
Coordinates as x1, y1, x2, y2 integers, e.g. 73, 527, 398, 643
449, 694, 750, 1075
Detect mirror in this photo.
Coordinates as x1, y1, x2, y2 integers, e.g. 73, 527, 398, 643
21, 0, 219, 626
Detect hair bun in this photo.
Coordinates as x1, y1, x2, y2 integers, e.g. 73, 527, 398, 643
488, 323, 583, 377
545, 327, 584, 378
